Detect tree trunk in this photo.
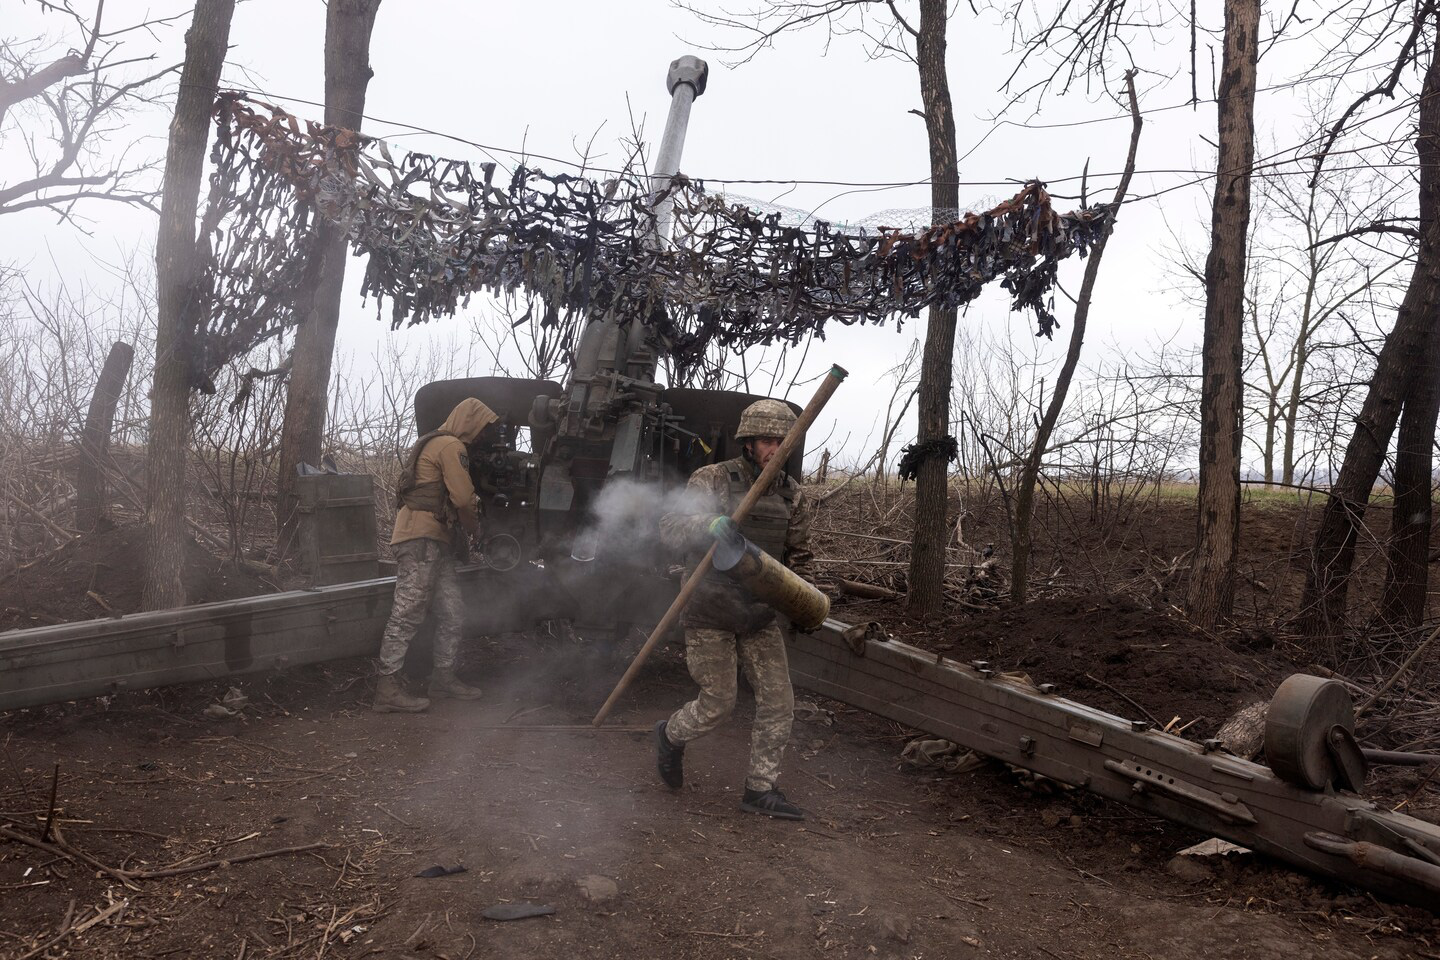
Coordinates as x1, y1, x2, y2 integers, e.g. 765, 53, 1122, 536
1281, 339, 1307, 486
1381, 321, 1440, 628
1012, 74, 1143, 604
76, 341, 134, 532
906, 0, 960, 615
1281, 201, 1322, 487
1261, 404, 1277, 484
1299, 37, 1440, 639
275, 0, 383, 552
143, 0, 235, 611
1187, 0, 1259, 628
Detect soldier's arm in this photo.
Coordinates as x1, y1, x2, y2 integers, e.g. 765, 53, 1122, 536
783, 484, 815, 579
436, 440, 481, 535
661, 466, 728, 552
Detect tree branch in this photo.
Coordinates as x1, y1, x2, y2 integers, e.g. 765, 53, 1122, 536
1310, 1, 1435, 186
1310, 218, 1422, 248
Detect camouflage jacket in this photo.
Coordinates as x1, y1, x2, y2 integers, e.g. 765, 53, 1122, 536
661, 456, 815, 633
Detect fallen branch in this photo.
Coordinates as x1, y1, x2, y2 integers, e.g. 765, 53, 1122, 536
126, 842, 329, 877
813, 558, 974, 568
473, 725, 650, 732
40, 762, 59, 842
72, 899, 129, 935
98, 459, 279, 580
14, 899, 76, 960
837, 579, 901, 601
0, 823, 134, 885
184, 518, 279, 579
814, 527, 910, 546
3, 489, 76, 545
0, 537, 79, 583
1357, 622, 1440, 718
0, 823, 326, 881
1083, 673, 1163, 728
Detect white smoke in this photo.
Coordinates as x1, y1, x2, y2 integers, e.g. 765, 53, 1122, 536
572, 477, 713, 563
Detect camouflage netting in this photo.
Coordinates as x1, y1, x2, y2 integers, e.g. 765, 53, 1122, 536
193, 92, 1117, 383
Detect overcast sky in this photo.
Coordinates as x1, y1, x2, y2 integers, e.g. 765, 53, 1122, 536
1, 0, 1395, 466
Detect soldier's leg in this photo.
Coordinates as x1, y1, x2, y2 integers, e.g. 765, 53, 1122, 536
737, 622, 795, 793
665, 627, 739, 744
430, 551, 465, 670
428, 551, 483, 700
377, 539, 441, 676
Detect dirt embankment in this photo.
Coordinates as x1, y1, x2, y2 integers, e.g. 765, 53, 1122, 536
0, 525, 274, 632
845, 593, 1285, 736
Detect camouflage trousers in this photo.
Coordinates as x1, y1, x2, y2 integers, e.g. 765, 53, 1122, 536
378, 537, 463, 677
666, 623, 794, 792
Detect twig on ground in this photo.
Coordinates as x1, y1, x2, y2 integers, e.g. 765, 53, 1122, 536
480, 724, 650, 732
40, 762, 59, 842
14, 898, 75, 960
2, 735, 35, 808
1083, 673, 1163, 728
0, 823, 327, 881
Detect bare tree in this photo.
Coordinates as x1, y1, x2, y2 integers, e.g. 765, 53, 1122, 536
902, 0, 961, 614
142, 0, 235, 611
0, 1, 183, 222
1257, 167, 1409, 485
1011, 72, 1142, 603
1161, 137, 1410, 493
274, 0, 384, 552
75, 339, 133, 530
991, 0, 1255, 625
1382, 267, 1440, 627
1186, 0, 1260, 628
1300, 6, 1440, 638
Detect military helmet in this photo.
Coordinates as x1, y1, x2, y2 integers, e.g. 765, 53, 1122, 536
735, 398, 796, 441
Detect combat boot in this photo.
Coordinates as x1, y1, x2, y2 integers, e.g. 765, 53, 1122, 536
740, 786, 804, 820
429, 667, 483, 700
373, 674, 429, 714
655, 720, 684, 789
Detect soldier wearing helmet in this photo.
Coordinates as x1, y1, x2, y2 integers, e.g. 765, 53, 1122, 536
653, 398, 815, 820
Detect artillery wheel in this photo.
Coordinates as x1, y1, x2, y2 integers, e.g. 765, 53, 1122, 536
480, 534, 522, 572
1264, 674, 1356, 790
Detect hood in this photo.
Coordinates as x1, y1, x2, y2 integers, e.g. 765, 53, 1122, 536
440, 397, 499, 444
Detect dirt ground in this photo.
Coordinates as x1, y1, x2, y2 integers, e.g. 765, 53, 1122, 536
0, 524, 273, 632
1, 636, 1438, 960
4, 490, 1440, 957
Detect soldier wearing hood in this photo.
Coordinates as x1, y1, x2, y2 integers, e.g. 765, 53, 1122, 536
374, 398, 497, 713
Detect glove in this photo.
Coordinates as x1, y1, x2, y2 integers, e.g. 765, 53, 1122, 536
707, 516, 739, 541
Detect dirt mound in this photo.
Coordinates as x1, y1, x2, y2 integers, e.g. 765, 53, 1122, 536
0, 524, 274, 631
854, 594, 1282, 735
953, 595, 1282, 731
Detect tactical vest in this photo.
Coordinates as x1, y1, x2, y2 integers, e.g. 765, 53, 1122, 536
725, 460, 794, 562
681, 457, 797, 634
395, 429, 461, 525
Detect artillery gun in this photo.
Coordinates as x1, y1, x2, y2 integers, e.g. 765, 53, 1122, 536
400, 54, 806, 643
405, 370, 802, 642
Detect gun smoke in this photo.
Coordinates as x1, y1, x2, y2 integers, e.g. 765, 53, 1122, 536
571, 477, 709, 565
